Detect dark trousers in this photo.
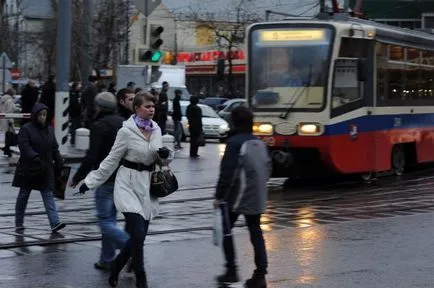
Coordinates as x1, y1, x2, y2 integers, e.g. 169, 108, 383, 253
158, 119, 167, 135
223, 210, 268, 275
3, 131, 11, 157
189, 131, 200, 157
111, 213, 149, 278
69, 117, 80, 145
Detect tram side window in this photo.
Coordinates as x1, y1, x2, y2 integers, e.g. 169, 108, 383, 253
376, 42, 388, 100
377, 42, 434, 102
332, 37, 369, 109
332, 59, 361, 108
339, 38, 369, 58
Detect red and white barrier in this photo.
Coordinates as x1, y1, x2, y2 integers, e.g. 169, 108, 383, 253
0, 113, 31, 119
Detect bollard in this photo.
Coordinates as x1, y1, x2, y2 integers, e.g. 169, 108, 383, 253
75, 128, 90, 150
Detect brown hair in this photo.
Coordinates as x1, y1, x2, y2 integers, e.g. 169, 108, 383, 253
133, 92, 156, 113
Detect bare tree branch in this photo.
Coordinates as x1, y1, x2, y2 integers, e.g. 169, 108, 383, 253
180, 0, 262, 97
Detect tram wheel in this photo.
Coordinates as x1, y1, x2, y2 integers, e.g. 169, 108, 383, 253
392, 145, 406, 176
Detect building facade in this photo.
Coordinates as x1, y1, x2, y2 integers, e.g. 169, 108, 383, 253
2, 0, 54, 79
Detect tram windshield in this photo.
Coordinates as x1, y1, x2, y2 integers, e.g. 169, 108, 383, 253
248, 27, 333, 111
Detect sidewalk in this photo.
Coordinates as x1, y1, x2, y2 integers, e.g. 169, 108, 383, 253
0, 212, 434, 288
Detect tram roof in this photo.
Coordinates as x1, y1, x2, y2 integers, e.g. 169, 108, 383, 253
255, 17, 434, 50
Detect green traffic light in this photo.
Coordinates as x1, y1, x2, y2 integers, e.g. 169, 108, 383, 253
151, 50, 163, 62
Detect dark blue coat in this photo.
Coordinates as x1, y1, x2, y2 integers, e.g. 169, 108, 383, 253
12, 103, 62, 190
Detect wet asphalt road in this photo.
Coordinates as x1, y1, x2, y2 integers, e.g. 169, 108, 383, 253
1, 143, 434, 286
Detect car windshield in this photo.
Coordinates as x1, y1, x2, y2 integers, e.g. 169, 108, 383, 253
181, 104, 220, 118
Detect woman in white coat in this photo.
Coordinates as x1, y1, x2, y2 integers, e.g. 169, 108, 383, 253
84, 92, 164, 288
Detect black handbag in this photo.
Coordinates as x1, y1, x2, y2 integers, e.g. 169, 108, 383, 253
197, 131, 206, 147
5, 123, 17, 146
150, 167, 178, 198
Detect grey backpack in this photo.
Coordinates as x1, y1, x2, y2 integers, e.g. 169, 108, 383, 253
231, 139, 271, 214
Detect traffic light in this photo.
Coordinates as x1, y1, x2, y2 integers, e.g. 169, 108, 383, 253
139, 24, 164, 63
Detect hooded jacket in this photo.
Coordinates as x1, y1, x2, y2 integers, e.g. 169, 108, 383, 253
84, 116, 163, 220
13, 103, 62, 190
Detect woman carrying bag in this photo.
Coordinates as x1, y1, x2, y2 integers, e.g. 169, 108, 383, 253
82, 92, 171, 288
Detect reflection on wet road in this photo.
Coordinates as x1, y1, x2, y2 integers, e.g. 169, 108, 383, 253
1, 158, 434, 252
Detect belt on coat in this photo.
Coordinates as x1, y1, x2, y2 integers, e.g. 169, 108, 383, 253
120, 159, 155, 172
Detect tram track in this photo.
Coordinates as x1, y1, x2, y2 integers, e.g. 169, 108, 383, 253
2, 167, 434, 249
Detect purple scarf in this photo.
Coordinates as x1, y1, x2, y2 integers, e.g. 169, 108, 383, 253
133, 115, 157, 132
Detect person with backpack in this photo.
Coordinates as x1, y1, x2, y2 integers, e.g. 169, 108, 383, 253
214, 106, 272, 288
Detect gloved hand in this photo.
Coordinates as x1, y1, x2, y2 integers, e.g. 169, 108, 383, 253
157, 147, 170, 159
79, 183, 90, 194
32, 156, 42, 166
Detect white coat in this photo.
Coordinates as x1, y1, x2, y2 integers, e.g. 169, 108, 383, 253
84, 116, 162, 220
0, 94, 15, 131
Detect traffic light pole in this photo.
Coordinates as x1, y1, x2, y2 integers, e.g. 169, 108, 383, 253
55, 0, 72, 154
144, 0, 148, 45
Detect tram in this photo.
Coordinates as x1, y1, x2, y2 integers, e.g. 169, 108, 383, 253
247, 17, 434, 179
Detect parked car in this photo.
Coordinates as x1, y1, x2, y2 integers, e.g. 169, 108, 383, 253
217, 98, 247, 122
167, 101, 230, 142
199, 97, 229, 110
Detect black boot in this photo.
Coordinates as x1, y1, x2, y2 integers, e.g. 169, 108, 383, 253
245, 272, 266, 288
135, 272, 148, 288
216, 268, 239, 284
108, 262, 121, 287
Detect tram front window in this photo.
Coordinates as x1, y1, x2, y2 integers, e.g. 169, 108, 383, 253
249, 27, 333, 111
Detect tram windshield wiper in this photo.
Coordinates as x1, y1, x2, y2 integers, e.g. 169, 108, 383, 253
279, 65, 313, 120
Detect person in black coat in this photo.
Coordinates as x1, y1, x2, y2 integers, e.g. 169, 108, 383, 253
172, 89, 183, 149
186, 96, 203, 158
157, 81, 169, 134
69, 92, 129, 270
81, 75, 99, 128
13, 103, 66, 233
20, 80, 39, 126
40, 75, 56, 125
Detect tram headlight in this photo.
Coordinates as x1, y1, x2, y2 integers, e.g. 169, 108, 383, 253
298, 123, 323, 136
253, 122, 273, 135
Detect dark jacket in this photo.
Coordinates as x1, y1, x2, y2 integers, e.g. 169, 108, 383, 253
158, 90, 168, 121
69, 89, 81, 118
81, 84, 98, 122
215, 132, 256, 204
20, 84, 39, 114
72, 112, 124, 185
172, 96, 182, 121
13, 103, 63, 190
118, 104, 133, 120
186, 104, 202, 135
40, 81, 56, 123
